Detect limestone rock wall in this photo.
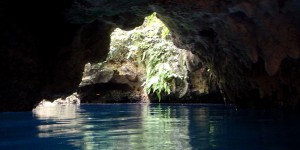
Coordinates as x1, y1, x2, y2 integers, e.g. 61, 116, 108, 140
68, 0, 300, 108
78, 61, 149, 103
148, 0, 300, 108
1, 0, 300, 111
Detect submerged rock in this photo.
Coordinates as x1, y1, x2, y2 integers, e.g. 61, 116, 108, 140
35, 93, 80, 108
54, 93, 80, 105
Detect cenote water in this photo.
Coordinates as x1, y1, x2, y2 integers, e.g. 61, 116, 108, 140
0, 104, 299, 150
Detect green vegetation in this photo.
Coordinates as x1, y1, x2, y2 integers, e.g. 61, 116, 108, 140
109, 13, 188, 101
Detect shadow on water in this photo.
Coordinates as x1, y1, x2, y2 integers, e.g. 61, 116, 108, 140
1, 104, 300, 150
188, 106, 300, 150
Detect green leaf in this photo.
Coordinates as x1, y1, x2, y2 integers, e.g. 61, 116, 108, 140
156, 91, 161, 102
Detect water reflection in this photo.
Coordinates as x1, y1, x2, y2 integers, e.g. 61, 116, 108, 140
30, 104, 300, 150
138, 104, 191, 150
33, 104, 192, 149
33, 104, 78, 119
33, 105, 79, 138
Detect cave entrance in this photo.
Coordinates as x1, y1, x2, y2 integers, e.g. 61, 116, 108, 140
34, 13, 222, 108
77, 13, 219, 103
105, 13, 189, 102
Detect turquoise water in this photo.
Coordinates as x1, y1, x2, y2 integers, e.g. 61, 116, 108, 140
0, 104, 299, 150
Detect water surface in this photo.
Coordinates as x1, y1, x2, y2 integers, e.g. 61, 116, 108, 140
0, 104, 299, 150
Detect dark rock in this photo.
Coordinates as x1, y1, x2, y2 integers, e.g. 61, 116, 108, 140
0, 0, 113, 111
78, 83, 133, 103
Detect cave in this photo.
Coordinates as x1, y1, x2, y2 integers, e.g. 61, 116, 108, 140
1, 0, 300, 149
77, 13, 224, 104
1, 0, 300, 111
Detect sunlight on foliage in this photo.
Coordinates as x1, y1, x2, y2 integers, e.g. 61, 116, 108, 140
109, 13, 188, 101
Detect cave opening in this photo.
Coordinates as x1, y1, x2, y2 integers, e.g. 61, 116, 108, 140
77, 13, 223, 104
35, 13, 223, 108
